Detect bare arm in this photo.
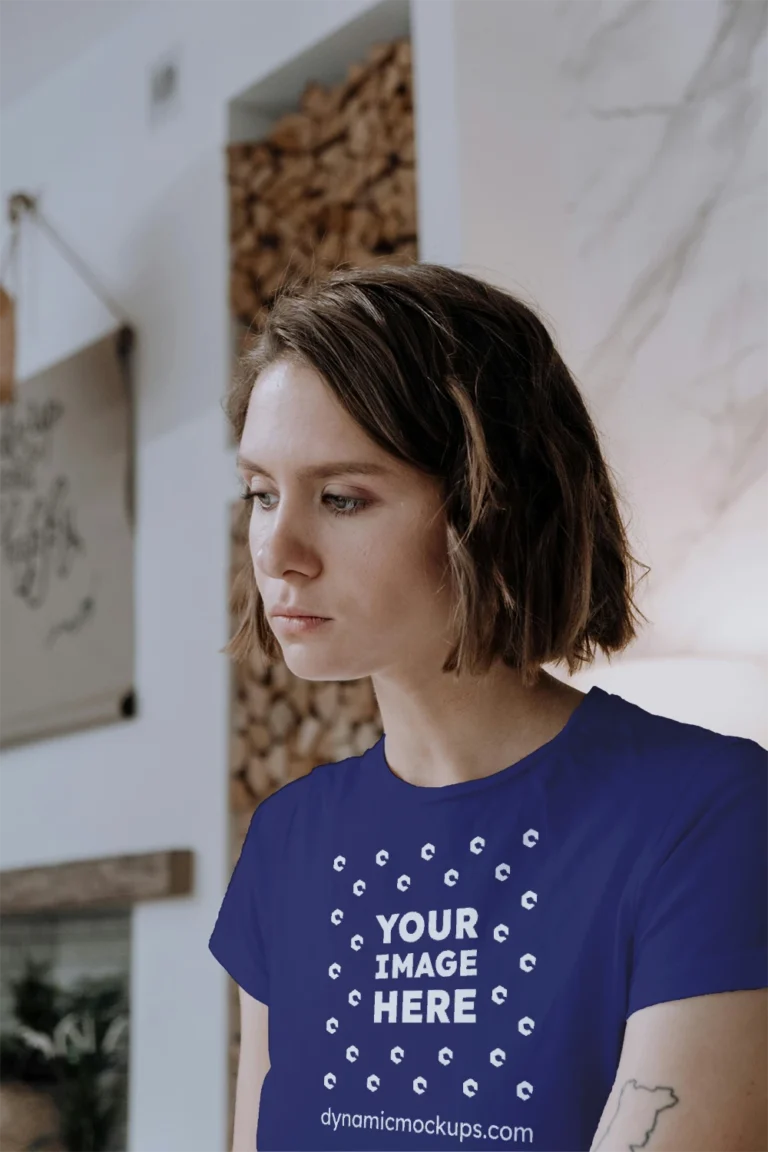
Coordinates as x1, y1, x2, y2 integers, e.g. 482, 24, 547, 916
590, 988, 767, 1151
232, 986, 270, 1152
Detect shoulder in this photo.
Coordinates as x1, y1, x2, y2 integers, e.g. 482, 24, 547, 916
588, 687, 766, 791
251, 748, 367, 835
577, 690, 766, 885
598, 693, 767, 916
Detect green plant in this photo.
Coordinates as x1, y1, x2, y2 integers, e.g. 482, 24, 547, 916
0, 956, 129, 1151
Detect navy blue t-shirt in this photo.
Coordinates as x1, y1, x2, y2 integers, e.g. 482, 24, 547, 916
209, 685, 768, 1151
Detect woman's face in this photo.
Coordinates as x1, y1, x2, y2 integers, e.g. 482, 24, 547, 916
237, 357, 455, 683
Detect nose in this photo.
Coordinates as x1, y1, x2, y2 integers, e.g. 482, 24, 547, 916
251, 515, 321, 581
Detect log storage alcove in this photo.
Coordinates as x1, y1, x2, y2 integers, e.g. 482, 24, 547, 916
228, 36, 417, 332
225, 29, 418, 833
221, 27, 418, 1139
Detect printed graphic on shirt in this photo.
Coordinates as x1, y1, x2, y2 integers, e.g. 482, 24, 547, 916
320, 827, 544, 1143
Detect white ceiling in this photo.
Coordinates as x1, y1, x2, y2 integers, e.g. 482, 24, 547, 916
0, 0, 150, 110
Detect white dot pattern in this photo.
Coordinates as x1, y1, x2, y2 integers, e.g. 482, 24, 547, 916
323, 830, 541, 1101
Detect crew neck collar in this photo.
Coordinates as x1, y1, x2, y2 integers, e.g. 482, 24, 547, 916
365, 685, 608, 804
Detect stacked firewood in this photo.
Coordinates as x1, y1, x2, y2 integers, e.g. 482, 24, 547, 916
222, 38, 415, 1133
224, 35, 416, 827
227, 36, 418, 330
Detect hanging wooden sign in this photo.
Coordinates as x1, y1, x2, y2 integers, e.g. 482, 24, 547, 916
0, 326, 136, 746
0, 286, 15, 405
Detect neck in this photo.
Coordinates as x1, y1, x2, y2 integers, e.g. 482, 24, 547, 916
370, 661, 586, 790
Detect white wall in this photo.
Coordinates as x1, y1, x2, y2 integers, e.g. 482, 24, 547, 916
451, 0, 768, 744
0, 3, 402, 1149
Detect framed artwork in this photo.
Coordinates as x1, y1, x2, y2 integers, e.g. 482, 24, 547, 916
0, 326, 136, 746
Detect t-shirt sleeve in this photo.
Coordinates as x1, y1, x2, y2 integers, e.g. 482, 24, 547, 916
209, 802, 271, 1006
627, 736, 768, 1019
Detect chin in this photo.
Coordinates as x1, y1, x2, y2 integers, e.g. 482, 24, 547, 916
286, 665, 354, 683
281, 649, 370, 684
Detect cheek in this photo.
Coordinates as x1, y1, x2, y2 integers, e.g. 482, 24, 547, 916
415, 514, 451, 586
247, 506, 271, 557
248, 516, 258, 548
247, 518, 265, 584
361, 522, 450, 609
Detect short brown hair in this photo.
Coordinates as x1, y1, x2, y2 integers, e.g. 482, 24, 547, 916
223, 261, 649, 688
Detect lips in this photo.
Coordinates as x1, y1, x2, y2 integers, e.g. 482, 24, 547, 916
272, 610, 328, 619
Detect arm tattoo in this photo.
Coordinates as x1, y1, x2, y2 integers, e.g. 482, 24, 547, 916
593, 1079, 680, 1151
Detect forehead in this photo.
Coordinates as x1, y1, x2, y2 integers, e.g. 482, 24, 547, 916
238, 360, 444, 504
240, 359, 393, 475
244, 359, 362, 439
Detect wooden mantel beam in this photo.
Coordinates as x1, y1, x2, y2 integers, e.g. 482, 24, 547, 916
0, 849, 194, 915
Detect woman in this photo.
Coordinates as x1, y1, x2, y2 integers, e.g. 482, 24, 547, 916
209, 263, 767, 1152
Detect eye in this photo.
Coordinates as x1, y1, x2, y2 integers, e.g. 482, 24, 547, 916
325, 494, 368, 517
239, 489, 275, 509
239, 490, 369, 517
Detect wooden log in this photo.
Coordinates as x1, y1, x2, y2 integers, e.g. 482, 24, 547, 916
315, 231, 345, 265
313, 681, 340, 722
315, 200, 347, 233
392, 239, 418, 263
248, 722, 271, 754
270, 660, 292, 692
300, 80, 342, 121
394, 38, 412, 73
327, 714, 353, 745
248, 164, 277, 197
232, 700, 249, 732
317, 140, 348, 172
269, 698, 297, 740
247, 641, 273, 682
230, 774, 255, 813
246, 682, 271, 721
264, 163, 315, 207
266, 742, 289, 782
233, 809, 255, 845
230, 733, 247, 774
352, 720, 382, 756
288, 676, 312, 714
230, 202, 250, 238
314, 111, 347, 151
233, 229, 259, 257
347, 110, 379, 159
365, 40, 398, 71
245, 754, 269, 799
268, 111, 317, 153
230, 182, 248, 207
295, 714, 323, 757
248, 246, 281, 284
346, 206, 382, 249
341, 678, 378, 723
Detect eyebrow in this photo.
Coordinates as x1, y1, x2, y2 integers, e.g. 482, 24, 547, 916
235, 455, 394, 481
